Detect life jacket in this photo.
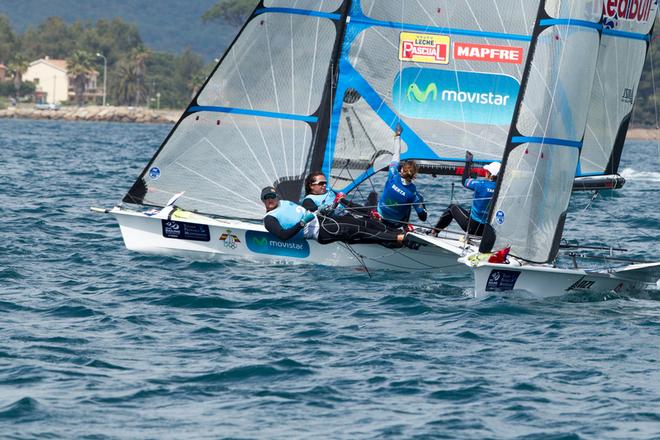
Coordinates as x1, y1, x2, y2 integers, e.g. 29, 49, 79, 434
303, 190, 345, 215
265, 200, 307, 238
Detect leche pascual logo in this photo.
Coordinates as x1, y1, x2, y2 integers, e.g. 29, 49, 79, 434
399, 32, 450, 65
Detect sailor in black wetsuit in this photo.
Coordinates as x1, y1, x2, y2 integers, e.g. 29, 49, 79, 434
301, 171, 373, 218
261, 186, 417, 248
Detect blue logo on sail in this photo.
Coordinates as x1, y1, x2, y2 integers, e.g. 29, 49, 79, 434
246, 231, 310, 258
393, 68, 519, 125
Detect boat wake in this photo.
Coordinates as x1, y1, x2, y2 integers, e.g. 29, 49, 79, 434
620, 167, 660, 182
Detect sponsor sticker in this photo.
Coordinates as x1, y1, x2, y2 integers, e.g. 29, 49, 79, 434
219, 229, 241, 249
161, 220, 210, 242
602, 0, 656, 23
399, 32, 450, 65
246, 231, 310, 258
393, 68, 520, 125
495, 210, 505, 225
486, 269, 521, 292
566, 276, 596, 291
454, 42, 523, 65
149, 167, 161, 180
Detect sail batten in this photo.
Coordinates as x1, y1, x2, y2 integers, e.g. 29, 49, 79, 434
188, 106, 319, 123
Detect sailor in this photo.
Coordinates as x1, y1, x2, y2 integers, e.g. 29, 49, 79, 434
431, 151, 497, 252
377, 131, 427, 230
261, 186, 418, 248
301, 171, 372, 218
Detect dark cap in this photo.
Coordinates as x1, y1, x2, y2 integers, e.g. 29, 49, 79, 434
260, 186, 278, 200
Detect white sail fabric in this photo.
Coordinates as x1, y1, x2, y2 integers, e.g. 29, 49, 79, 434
492, 2, 602, 263
327, 1, 540, 189
124, 4, 340, 220
581, 2, 658, 175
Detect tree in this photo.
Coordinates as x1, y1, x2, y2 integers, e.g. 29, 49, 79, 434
131, 47, 150, 106
7, 54, 29, 100
0, 15, 16, 64
202, 0, 258, 27
19, 16, 78, 60
67, 50, 95, 106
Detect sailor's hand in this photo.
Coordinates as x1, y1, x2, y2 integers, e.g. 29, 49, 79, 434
465, 151, 473, 164
302, 212, 316, 224
333, 192, 346, 205
318, 204, 332, 215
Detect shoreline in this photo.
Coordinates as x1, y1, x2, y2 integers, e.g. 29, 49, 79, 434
0, 105, 179, 124
0, 105, 658, 139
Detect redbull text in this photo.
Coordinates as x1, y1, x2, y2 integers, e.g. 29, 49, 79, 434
603, 0, 654, 22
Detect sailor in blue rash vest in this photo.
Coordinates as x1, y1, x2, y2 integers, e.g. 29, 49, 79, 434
301, 171, 373, 218
260, 186, 419, 248
431, 151, 497, 252
377, 133, 427, 229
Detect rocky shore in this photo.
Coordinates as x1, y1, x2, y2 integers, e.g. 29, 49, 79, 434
0, 105, 658, 139
0, 105, 180, 124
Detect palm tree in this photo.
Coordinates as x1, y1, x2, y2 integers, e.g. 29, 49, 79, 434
131, 47, 150, 106
66, 50, 95, 106
7, 54, 29, 101
114, 59, 147, 106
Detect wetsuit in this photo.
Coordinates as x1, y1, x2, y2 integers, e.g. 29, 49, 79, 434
264, 201, 401, 247
377, 160, 427, 227
433, 161, 496, 252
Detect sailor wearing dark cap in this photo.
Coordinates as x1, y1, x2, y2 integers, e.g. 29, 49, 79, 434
260, 185, 418, 249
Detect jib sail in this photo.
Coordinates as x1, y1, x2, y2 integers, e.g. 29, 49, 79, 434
580, 0, 658, 176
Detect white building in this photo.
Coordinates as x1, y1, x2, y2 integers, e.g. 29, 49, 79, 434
24, 57, 99, 104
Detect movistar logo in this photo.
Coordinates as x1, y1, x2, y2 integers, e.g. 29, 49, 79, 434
252, 237, 268, 247
407, 83, 437, 103
245, 231, 310, 258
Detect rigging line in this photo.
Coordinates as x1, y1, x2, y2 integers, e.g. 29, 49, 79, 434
290, 14, 297, 173
342, 242, 372, 278
264, 17, 290, 177
173, 162, 263, 208
198, 137, 264, 193
651, 37, 659, 131
232, 48, 280, 178
227, 115, 278, 184
165, 192, 259, 217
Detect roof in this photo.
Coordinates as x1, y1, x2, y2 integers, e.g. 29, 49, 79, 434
30, 58, 68, 73
28, 58, 97, 75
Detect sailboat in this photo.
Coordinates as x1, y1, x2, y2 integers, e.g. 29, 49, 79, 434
93, 0, 660, 296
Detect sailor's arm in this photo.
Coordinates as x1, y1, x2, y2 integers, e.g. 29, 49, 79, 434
462, 151, 473, 188
263, 215, 305, 241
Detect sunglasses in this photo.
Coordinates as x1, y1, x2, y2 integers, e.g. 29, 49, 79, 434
262, 194, 278, 200
311, 181, 327, 186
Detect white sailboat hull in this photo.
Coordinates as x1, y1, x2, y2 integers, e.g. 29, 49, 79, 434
469, 261, 658, 298
111, 207, 471, 273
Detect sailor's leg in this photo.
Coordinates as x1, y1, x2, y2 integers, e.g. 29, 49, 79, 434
478, 223, 496, 253
449, 205, 471, 232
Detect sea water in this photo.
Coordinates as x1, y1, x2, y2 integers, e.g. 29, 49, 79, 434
0, 118, 659, 439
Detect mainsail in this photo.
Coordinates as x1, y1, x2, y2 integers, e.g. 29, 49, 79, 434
123, 1, 348, 221
326, 1, 539, 191
491, 0, 658, 263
